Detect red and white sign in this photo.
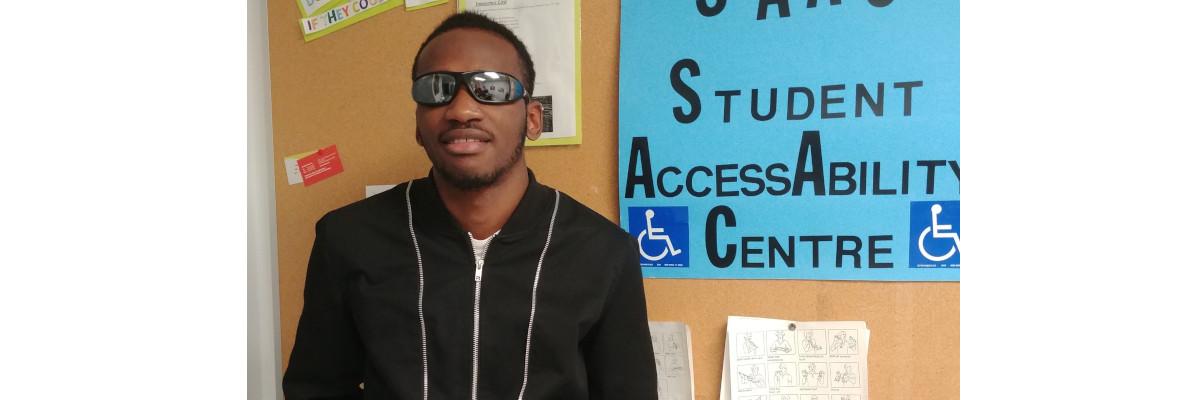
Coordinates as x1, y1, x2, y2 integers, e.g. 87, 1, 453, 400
295, 144, 344, 186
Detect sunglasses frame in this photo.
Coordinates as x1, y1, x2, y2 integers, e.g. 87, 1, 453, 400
411, 70, 529, 106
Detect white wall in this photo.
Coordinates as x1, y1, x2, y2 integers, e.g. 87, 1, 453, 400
248, 0, 282, 398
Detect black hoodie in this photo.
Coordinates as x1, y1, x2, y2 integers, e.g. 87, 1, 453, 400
283, 171, 658, 399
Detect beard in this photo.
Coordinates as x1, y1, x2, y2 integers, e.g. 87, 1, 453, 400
425, 126, 525, 191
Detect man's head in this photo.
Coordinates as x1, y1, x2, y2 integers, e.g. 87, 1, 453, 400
410, 12, 543, 191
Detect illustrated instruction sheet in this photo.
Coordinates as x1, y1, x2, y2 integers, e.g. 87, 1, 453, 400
721, 316, 870, 400
649, 321, 695, 400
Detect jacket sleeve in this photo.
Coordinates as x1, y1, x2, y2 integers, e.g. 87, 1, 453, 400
282, 216, 365, 399
583, 236, 659, 399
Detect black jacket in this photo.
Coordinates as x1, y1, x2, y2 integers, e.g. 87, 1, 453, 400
283, 172, 658, 399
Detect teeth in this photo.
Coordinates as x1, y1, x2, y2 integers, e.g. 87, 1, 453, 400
450, 138, 482, 144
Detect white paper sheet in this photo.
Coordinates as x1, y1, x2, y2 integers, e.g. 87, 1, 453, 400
460, 0, 580, 144
296, 0, 336, 17
365, 184, 398, 198
721, 316, 870, 400
405, 0, 445, 10
282, 149, 317, 185
650, 321, 695, 400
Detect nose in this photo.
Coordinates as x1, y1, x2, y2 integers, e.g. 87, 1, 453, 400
443, 82, 483, 124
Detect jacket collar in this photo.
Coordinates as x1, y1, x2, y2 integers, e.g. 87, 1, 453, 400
410, 169, 555, 243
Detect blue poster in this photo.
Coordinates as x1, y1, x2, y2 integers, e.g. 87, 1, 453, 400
618, 1, 959, 281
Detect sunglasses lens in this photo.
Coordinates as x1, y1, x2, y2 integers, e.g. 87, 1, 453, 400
412, 73, 458, 105
464, 72, 523, 103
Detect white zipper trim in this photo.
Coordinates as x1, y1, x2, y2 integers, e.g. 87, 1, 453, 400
516, 191, 560, 400
403, 183, 430, 400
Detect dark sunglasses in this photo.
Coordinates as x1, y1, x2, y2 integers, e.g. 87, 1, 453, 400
411, 71, 528, 106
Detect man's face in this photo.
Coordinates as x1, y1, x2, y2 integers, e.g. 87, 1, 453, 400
413, 28, 541, 190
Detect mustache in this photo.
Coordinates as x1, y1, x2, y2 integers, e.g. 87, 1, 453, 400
440, 122, 492, 138
416, 122, 494, 145
447, 121, 483, 131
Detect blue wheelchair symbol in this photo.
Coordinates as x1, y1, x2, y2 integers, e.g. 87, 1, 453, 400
909, 201, 960, 268
627, 207, 688, 267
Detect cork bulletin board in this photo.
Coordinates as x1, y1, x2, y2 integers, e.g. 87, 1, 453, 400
266, 1, 959, 398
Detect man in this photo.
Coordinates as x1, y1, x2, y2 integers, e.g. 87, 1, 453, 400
282, 11, 658, 400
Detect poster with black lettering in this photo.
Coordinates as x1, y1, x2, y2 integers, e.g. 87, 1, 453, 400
618, 1, 959, 281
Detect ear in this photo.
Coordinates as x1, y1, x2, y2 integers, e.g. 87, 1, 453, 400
415, 129, 424, 147
525, 99, 544, 141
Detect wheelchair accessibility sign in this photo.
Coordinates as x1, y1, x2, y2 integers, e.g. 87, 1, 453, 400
909, 201, 961, 268
627, 206, 688, 267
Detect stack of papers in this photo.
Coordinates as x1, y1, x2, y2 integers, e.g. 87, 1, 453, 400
720, 316, 870, 400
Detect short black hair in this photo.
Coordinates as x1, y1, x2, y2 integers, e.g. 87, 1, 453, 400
411, 11, 536, 95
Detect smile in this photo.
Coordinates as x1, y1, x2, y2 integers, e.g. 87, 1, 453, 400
441, 136, 491, 155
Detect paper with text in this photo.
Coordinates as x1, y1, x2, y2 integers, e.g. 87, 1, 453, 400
460, 0, 581, 146
283, 150, 318, 185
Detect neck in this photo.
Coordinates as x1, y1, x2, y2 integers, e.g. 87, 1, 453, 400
432, 163, 529, 239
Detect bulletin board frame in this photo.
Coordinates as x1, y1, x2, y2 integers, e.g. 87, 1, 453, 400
265, 1, 959, 398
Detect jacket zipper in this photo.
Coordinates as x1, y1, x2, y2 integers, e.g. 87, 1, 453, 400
468, 232, 495, 400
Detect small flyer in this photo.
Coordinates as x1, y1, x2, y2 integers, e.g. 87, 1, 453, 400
297, 0, 406, 42
720, 316, 870, 400
283, 145, 344, 186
